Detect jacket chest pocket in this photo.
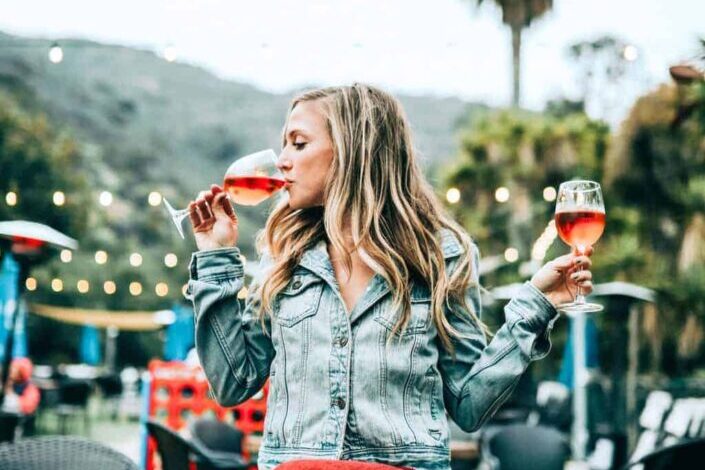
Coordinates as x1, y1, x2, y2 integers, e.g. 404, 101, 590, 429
274, 274, 324, 328
374, 289, 432, 337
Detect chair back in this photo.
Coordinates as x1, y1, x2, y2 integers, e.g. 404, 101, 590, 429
146, 420, 192, 470
95, 374, 123, 398
486, 424, 569, 470
190, 417, 243, 454
59, 380, 92, 406
0, 435, 138, 470
622, 437, 705, 470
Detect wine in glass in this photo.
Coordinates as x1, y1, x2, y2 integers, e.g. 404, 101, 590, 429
554, 180, 606, 314
163, 149, 285, 238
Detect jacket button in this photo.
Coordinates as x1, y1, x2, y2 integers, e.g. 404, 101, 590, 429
334, 397, 346, 409
292, 280, 302, 289
337, 337, 348, 347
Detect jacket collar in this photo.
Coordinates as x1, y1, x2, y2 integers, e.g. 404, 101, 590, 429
297, 229, 465, 323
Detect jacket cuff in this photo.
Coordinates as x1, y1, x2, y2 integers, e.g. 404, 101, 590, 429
189, 247, 244, 282
505, 281, 560, 332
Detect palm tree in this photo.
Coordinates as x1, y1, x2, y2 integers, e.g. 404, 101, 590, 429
473, 0, 553, 107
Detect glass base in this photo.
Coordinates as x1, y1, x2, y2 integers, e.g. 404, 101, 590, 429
557, 301, 604, 315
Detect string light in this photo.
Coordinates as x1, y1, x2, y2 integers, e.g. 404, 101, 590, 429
623, 45, 639, 62
504, 247, 519, 263
446, 187, 461, 204
25, 277, 37, 291
495, 187, 510, 203
164, 253, 178, 268
543, 186, 557, 202
129, 282, 143, 296
60, 249, 72, 263
95, 250, 108, 264
51, 279, 63, 292
129, 253, 143, 267
48, 42, 63, 63
5, 192, 17, 206
99, 191, 113, 207
182, 284, 189, 298
53, 191, 65, 206
163, 45, 177, 62
148, 191, 163, 206
77, 280, 90, 294
155, 282, 169, 297
104, 281, 117, 295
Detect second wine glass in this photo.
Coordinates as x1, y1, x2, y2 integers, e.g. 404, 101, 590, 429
554, 180, 606, 314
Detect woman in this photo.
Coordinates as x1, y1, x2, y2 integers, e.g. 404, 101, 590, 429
187, 84, 593, 469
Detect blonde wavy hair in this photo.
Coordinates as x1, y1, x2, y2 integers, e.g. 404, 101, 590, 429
255, 83, 485, 351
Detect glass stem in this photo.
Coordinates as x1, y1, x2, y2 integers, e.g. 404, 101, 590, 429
574, 245, 585, 305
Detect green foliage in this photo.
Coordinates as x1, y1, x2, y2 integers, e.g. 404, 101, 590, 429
443, 108, 609, 286
0, 92, 90, 237
444, 75, 705, 375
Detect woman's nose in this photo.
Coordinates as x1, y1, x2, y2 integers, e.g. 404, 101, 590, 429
276, 153, 292, 171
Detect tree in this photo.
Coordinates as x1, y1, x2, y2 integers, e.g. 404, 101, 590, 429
0, 92, 90, 238
567, 35, 644, 124
442, 108, 609, 287
472, 0, 553, 107
605, 76, 705, 372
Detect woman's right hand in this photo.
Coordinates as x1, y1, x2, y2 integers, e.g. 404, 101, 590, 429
189, 184, 239, 251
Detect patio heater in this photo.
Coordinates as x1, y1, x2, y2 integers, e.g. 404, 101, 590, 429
0, 220, 78, 408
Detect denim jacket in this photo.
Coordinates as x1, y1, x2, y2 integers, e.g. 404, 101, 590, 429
188, 229, 559, 469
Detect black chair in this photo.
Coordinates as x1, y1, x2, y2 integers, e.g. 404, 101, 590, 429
0, 435, 138, 470
95, 374, 123, 420
190, 417, 244, 454
146, 420, 249, 470
55, 379, 92, 435
482, 424, 570, 470
621, 437, 705, 470
0, 412, 20, 443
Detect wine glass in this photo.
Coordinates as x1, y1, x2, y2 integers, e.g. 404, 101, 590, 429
554, 180, 606, 314
163, 149, 285, 238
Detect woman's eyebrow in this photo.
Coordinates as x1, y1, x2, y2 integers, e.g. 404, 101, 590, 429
286, 128, 310, 139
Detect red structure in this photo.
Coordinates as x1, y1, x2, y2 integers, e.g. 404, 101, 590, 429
145, 360, 267, 470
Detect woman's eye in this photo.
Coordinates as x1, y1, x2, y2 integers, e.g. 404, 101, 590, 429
293, 142, 307, 150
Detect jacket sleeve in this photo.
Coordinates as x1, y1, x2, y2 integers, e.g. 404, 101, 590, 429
188, 246, 275, 407
438, 243, 560, 432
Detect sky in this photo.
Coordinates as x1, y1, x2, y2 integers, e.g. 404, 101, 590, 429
0, 0, 703, 119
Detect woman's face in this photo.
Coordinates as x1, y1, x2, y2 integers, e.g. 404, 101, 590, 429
277, 100, 334, 209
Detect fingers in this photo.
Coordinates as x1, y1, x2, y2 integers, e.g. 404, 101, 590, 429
188, 201, 201, 228
215, 193, 238, 222
550, 253, 575, 270
189, 191, 214, 231
570, 270, 592, 283
573, 255, 592, 270
554, 252, 592, 272
570, 270, 594, 293
188, 186, 237, 231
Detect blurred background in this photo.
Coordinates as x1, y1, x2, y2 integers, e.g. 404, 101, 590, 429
0, 1, 704, 469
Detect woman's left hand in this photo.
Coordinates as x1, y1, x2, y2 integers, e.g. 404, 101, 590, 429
530, 246, 594, 308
